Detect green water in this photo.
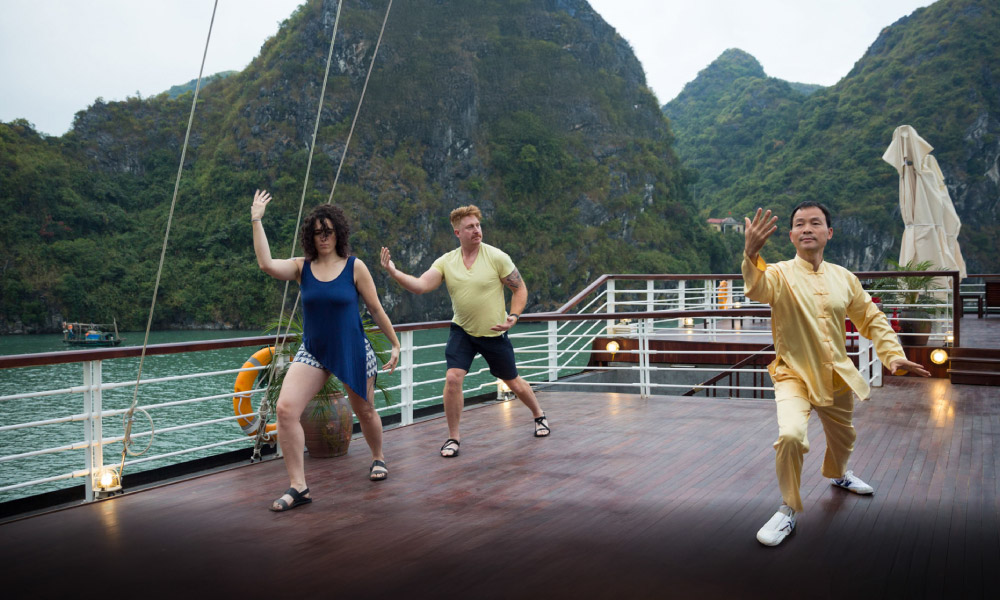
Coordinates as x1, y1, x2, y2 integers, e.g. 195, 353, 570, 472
0, 324, 578, 502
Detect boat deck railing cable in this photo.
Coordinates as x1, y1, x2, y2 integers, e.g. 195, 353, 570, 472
119, 0, 220, 481
250, 0, 344, 463
252, 0, 395, 461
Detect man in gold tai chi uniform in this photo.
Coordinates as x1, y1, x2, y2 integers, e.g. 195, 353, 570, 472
380, 205, 550, 459
743, 202, 929, 547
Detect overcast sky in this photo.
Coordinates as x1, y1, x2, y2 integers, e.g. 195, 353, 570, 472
1, 0, 934, 137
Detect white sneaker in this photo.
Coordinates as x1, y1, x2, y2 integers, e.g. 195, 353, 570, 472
831, 470, 874, 495
756, 505, 796, 546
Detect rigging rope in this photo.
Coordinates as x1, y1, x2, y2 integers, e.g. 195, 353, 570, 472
251, 0, 345, 461
329, 0, 393, 199
118, 0, 220, 479
252, 0, 394, 460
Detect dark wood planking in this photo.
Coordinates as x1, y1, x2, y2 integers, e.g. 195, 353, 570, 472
1, 378, 998, 599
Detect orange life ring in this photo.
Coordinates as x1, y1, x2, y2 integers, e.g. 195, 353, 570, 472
234, 346, 277, 441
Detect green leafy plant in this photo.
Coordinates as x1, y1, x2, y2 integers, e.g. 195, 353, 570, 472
873, 259, 943, 307
873, 259, 947, 347
258, 311, 393, 421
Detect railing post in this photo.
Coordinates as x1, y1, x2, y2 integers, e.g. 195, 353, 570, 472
401, 331, 414, 426
858, 334, 878, 387
82, 360, 104, 502
678, 280, 686, 311
951, 271, 961, 347
639, 319, 651, 398
647, 280, 655, 312
547, 321, 558, 382
606, 278, 616, 334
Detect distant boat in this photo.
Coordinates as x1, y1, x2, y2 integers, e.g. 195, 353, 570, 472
62, 321, 124, 347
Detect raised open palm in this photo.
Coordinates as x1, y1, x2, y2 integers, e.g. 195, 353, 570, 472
744, 208, 778, 259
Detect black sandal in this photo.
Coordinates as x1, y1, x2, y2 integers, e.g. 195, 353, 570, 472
440, 438, 461, 457
369, 459, 388, 481
534, 415, 551, 437
270, 487, 312, 512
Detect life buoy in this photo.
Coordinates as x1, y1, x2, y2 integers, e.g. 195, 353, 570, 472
234, 346, 277, 441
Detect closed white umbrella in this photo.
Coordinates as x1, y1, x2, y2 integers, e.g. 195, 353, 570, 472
881, 125, 966, 278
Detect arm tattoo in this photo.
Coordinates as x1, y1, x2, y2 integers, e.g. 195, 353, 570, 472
503, 269, 523, 290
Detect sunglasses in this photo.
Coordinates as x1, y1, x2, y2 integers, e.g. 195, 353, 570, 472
313, 226, 335, 238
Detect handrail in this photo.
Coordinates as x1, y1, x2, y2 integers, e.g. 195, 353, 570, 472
0, 308, 774, 370
682, 344, 774, 397
1, 267, 960, 371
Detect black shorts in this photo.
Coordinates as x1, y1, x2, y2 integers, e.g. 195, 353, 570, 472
445, 323, 519, 380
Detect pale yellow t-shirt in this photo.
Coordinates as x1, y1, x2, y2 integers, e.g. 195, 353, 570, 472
742, 253, 906, 406
432, 243, 516, 338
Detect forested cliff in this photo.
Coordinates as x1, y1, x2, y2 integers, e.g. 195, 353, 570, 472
2, 0, 727, 333
5, 0, 997, 335
663, 0, 1000, 272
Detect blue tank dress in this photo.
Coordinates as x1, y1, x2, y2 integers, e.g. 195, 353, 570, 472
300, 256, 374, 399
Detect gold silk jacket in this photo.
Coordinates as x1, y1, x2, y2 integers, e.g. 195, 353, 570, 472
742, 253, 906, 406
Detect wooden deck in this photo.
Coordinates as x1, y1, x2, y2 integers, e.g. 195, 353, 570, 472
2, 378, 998, 599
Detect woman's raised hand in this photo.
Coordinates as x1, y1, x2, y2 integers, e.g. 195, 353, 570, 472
251, 189, 272, 221
744, 207, 778, 260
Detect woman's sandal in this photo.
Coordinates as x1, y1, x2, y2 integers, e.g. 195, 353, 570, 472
370, 459, 388, 481
270, 487, 312, 512
534, 415, 551, 437
440, 438, 460, 457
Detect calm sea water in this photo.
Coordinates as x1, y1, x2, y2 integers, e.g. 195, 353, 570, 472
0, 324, 570, 502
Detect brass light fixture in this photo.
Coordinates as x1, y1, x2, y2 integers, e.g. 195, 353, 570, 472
93, 466, 123, 499
929, 348, 949, 365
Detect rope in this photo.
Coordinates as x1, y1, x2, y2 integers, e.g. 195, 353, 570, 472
253, 0, 394, 460
251, 0, 345, 461
329, 0, 393, 199
250, 0, 392, 463
118, 0, 220, 477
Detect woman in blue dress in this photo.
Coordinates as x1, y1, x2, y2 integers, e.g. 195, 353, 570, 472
251, 189, 400, 512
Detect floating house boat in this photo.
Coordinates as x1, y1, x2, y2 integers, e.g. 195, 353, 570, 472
61, 321, 123, 347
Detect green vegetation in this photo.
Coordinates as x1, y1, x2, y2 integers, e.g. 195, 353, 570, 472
664, 0, 1000, 271
2, 0, 726, 333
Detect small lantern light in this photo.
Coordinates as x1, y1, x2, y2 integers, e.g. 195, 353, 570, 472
94, 466, 123, 499
930, 348, 949, 365
683, 317, 694, 328
496, 379, 513, 401
945, 332, 954, 347
605, 340, 620, 361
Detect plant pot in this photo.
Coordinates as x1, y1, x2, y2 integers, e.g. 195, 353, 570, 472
300, 391, 353, 458
899, 308, 932, 346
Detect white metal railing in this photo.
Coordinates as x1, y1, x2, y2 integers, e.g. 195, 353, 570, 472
0, 272, 957, 504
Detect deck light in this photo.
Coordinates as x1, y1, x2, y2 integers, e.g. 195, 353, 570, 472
94, 466, 122, 499
733, 302, 742, 309
605, 340, 620, 361
945, 332, 954, 346
683, 317, 694, 328
930, 348, 949, 365
496, 379, 513, 401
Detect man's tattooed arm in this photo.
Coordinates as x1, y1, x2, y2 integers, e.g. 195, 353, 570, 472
503, 269, 523, 290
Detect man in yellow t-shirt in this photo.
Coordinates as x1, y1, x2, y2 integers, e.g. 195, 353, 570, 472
744, 201, 929, 547
380, 205, 550, 458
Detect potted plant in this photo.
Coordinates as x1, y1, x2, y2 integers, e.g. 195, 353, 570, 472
873, 259, 944, 346
258, 313, 391, 457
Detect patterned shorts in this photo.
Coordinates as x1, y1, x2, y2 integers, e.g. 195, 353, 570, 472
293, 338, 378, 379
